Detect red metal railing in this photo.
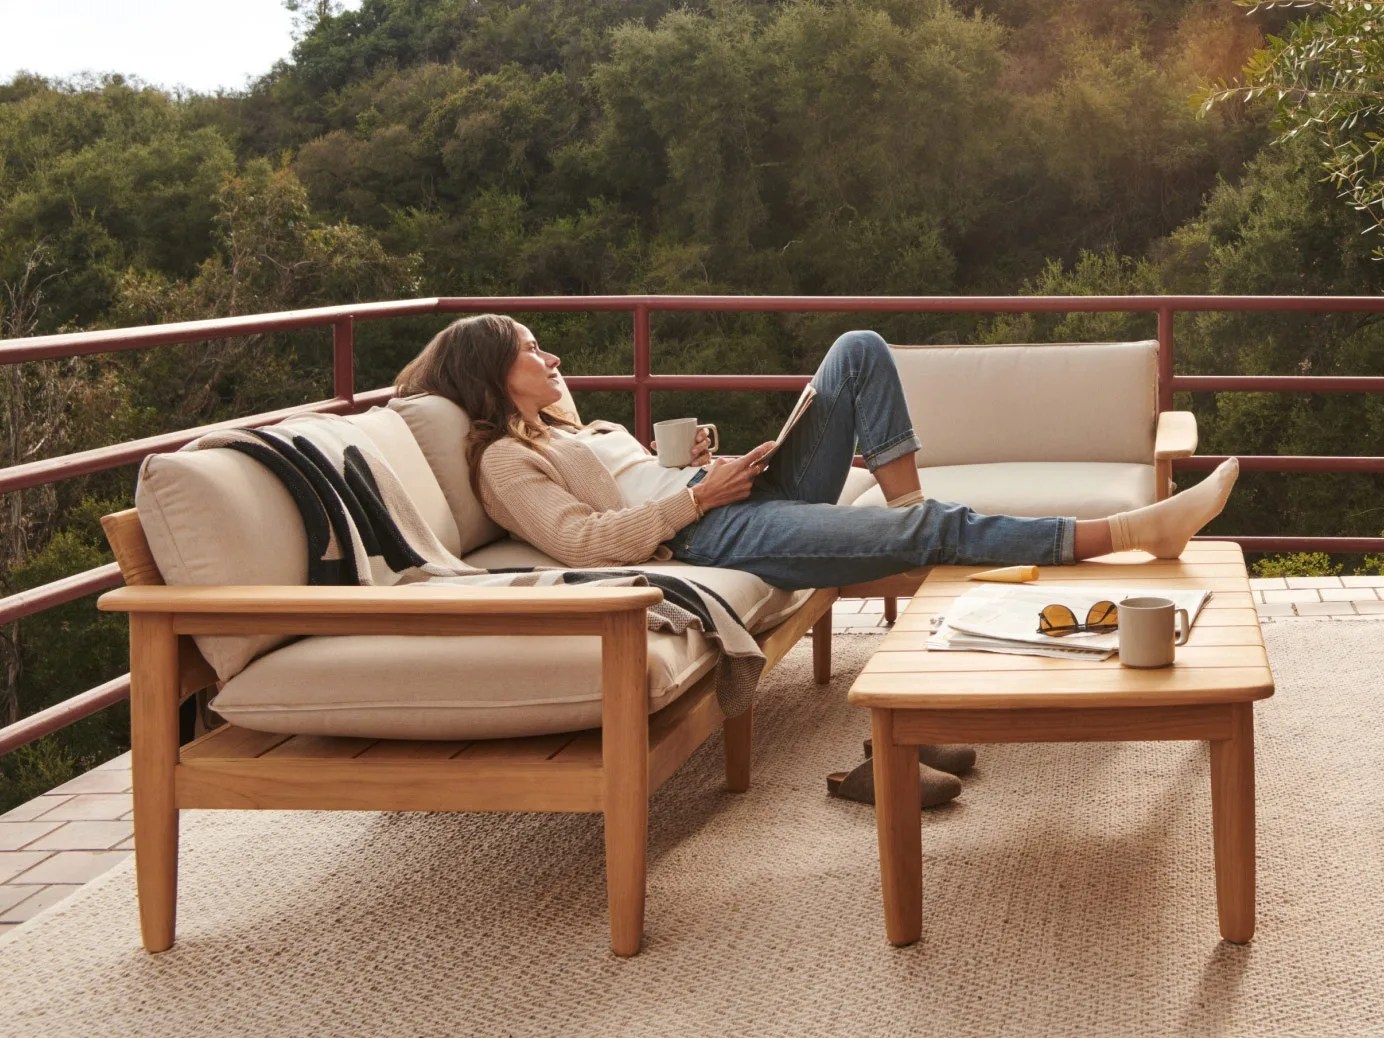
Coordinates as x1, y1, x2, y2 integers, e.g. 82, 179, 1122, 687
2, 293, 1382, 756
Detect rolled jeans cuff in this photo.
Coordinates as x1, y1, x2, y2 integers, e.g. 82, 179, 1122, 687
864, 431, 922, 472
1058, 517, 1077, 564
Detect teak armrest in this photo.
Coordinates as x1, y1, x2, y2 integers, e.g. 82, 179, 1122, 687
1154, 410, 1198, 460
99, 584, 664, 637
98, 583, 663, 616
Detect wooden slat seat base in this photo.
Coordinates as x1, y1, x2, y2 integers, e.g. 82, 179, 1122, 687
173, 662, 749, 816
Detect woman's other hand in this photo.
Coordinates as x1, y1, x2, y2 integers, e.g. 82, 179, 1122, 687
691, 441, 776, 512
689, 427, 716, 467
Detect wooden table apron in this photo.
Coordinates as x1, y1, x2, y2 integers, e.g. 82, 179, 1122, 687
846, 542, 1275, 948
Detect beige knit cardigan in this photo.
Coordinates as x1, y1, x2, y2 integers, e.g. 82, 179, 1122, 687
477, 432, 701, 568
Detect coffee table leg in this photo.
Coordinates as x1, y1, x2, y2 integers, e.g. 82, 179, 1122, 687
1209, 703, 1256, 943
871, 709, 921, 946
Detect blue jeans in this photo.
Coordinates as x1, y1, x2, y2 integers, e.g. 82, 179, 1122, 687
667, 330, 1076, 591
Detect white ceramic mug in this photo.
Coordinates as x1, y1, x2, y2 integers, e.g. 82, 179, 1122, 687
652, 418, 718, 467
1117, 596, 1190, 668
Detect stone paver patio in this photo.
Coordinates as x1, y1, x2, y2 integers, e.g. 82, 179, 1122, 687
3, 575, 1382, 938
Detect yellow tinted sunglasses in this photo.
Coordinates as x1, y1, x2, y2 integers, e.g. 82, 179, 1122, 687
1036, 600, 1119, 637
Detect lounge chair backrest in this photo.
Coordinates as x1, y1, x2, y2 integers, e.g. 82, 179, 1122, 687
889, 340, 1158, 467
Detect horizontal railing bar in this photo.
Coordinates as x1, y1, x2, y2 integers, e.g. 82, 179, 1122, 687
1177, 455, 1384, 473
1196, 535, 1384, 553
562, 374, 814, 392
434, 294, 1384, 315
0, 397, 356, 495
0, 299, 444, 363
0, 563, 123, 626
565, 373, 1384, 395
355, 386, 395, 408
0, 673, 130, 757
7, 295, 1384, 366
1173, 375, 1384, 393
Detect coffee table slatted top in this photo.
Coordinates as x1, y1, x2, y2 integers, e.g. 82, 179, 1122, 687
847, 542, 1275, 711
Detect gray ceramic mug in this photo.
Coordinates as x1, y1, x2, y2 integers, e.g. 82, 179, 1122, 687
1117, 596, 1190, 668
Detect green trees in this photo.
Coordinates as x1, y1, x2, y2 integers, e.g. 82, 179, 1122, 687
0, 77, 236, 331
1200, 1, 1384, 256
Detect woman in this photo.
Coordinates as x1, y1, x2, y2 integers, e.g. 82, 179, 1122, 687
396, 315, 1240, 806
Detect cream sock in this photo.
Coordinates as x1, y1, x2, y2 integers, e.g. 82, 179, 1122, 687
1108, 458, 1240, 558
886, 489, 925, 508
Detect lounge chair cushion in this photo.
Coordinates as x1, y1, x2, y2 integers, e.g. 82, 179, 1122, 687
845, 461, 1155, 519
893, 340, 1158, 467
838, 340, 1161, 518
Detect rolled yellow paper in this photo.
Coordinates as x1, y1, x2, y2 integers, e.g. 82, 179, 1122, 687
968, 565, 1039, 583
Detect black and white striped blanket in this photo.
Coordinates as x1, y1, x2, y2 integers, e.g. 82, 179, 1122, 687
185, 414, 764, 718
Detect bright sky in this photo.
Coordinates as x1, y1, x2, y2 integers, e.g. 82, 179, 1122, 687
0, 0, 362, 95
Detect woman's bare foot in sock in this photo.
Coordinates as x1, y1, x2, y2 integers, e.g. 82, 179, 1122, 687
1109, 458, 1240, 559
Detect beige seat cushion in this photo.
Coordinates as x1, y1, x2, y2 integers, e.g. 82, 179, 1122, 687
891, 341, 1158, 467
849, 462, 1154, 519
135, 407, 458, 682
209, 553, 813, 740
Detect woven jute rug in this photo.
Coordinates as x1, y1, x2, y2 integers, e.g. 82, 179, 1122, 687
1, 623, 1381, 1037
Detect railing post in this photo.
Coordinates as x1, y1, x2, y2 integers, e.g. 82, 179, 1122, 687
1157, 305, 1175, 414
333, 317, 356, 409
633, 304, 652, 445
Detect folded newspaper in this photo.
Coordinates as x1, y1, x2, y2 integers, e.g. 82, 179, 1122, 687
927, 584, 1212, 660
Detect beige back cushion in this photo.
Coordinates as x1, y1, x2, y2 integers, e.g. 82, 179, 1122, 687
135, 407, 456, 683
387, 379, 580, 555
891, 340, 1158, 467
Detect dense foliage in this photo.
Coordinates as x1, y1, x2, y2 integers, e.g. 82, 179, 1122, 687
1201, 1, 1384, 257
1, 0, 1381, 807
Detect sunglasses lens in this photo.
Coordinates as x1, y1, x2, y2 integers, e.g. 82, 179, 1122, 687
1085, 600, 1118, 629
1038, 601, 1119, 637
1038, 604, 1078, 635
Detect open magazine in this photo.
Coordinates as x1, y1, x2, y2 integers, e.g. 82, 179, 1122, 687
928, 584, 1213, 660
757, 383, 816, 469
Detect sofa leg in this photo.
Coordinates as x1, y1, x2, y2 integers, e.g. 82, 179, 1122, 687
604, 796, 648, 958
724, 707, 753, 793
813, 617, 832, 684
602, 611, 649, 957
129, 614, 181, 953
883, 596, 898, 624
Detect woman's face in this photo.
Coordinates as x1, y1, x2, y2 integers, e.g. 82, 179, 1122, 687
504, 323, 564, 418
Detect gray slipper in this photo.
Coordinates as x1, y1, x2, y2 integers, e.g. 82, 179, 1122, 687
864, 737, 976, 776
826, 758, 961, 809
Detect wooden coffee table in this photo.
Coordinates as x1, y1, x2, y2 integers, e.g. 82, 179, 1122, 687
848, 541, 1275, 946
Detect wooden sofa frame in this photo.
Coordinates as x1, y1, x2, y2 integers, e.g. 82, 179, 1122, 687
98, 508, 854, 957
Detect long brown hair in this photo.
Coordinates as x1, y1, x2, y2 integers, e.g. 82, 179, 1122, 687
394, 314, 577, 486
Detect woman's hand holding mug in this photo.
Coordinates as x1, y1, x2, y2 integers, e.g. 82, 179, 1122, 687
653, 426, 717, 467
652, 418, 718, 467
